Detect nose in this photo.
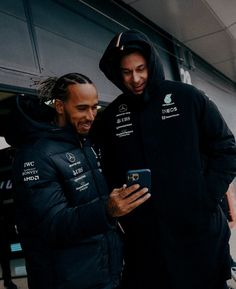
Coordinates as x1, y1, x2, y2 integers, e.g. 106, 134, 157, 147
86, 108, 96, 121
132, 71, 140, 83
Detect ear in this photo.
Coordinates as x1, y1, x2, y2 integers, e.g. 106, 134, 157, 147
54, 99, 64, 114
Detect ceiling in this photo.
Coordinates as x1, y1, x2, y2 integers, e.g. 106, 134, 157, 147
119, 0, 236, 83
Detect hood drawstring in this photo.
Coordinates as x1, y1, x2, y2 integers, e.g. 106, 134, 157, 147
116, 32, 123, 48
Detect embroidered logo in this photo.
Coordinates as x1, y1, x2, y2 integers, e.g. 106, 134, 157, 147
119, 104, 128, 113
164, 93, 172, 104
161, 93, 180, 120
115, 105, 133, 138
22, 161, 39, 182
66, 152, 76, 163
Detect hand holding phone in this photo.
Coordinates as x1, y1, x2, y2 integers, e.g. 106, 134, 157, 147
107, 183, 151, 217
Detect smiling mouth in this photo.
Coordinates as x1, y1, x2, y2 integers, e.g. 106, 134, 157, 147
134, 82, 145, 88
133, 84, 145, 93
80, 122, 93, 130
81, 123, 91, 128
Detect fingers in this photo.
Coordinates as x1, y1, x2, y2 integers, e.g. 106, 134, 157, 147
108, 185, 151, 217
127, 192, 151, 212
119, 184, 140, 198
126, 187, 149, 203
112, 185, 150, 203
117, 191, 151, 216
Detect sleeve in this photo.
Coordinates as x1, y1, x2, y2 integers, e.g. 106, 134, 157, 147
13, 148, 112, 246
226, 183, 236, 228
198, 91, 236, 208
220, 194, 231, 220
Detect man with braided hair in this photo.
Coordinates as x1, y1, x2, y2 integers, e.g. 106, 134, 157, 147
4, 73, 150, 289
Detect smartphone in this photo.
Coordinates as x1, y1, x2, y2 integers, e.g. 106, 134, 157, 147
126, 169, 151, 192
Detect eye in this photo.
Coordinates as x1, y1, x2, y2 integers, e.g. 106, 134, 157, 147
121, 69, 131, 76
137, 65, 145, 72
77, 107, 86, 111
76, 105, 87, 111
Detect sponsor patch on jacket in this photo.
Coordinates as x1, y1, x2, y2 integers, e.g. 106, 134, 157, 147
64, 152, 84, 176
161, 93, 180, 120
22, 161, 40, 182
115, 105, 134, 138
74, 174, 89, 191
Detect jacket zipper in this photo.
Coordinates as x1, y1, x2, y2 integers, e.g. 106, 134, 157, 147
79, 138, 103, 198
80, 138, 115, 275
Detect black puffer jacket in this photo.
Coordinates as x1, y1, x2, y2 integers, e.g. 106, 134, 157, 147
5, 95, 123, 289
95, 29, 236, 289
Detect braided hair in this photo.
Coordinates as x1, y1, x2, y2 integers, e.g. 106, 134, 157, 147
38, 73, 93, 103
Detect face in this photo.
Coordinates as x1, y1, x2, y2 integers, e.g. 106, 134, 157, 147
55, 83, 98, 135
120, 51, 148, 95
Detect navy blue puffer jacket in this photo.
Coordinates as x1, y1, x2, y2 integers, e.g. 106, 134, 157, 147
5, 95, 123, 289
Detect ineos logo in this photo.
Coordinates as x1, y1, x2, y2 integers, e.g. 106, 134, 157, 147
66, 153, 76, 163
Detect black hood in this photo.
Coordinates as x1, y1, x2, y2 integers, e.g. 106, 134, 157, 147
4, 94, 58, 147
99, 29, 165, 100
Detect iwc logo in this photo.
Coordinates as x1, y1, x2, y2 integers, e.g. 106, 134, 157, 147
164, 93, 172, 104
66, 152, 76, 163
119, 104, 128, 113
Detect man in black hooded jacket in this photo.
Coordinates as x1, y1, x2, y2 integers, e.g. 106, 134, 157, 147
92, 30, 236, 289
4, 73, 150, 289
